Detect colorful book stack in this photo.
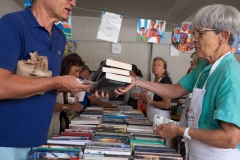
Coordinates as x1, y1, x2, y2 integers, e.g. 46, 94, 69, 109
28, 144, 84, 159
84, 142, 132, 158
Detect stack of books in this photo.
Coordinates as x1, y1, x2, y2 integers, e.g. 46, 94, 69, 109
80, 107, 104, 118
90, 58, 132, 97
84, 142, 132, 156
70, 117, 102, 125
28, 144, 84, 159
133, 145, 183, 159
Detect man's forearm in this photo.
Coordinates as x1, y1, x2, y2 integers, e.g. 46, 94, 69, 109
0, 70, 59, 99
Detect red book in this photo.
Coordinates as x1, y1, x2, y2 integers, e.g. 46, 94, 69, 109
61, 131, 93, 139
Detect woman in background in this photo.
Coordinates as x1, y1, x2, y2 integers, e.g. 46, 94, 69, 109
48, 53, 84, 138
141, 57, 172, 147
141, 57, 172, 123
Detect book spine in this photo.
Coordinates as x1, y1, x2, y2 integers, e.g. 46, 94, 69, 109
80, 114, 102, 118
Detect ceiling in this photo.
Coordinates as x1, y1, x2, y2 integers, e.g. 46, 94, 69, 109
14, 0, 240, 32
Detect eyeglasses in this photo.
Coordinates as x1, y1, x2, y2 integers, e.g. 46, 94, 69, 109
192, 29, 216, 38
68, 0, 77, 3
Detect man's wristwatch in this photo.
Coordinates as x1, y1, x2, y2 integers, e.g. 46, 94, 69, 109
183, 127, 191, 140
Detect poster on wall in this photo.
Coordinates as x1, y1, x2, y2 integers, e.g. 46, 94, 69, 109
171, 22, 195, 54
136, 19, 166, 44
55, 14, 72, 39
64, 40, 77, 57
97, 12, 123, 43
231, 36, 240, 54
24, 0, 32, 7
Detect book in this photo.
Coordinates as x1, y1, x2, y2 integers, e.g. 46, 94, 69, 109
91, 137, 129, 144
28, 150, 81, 159
90, 73, 131, 97
52, 136, 89, 140
71, 117, 101, 125
84, 146, 132, 156
105, 59, 132, 71
102, 66, 130, 76
46, 139, 91, 146
90, 59, 132, 97
90, 59, 131, 82
69, 124, 96, 130
61, 132, 93, 139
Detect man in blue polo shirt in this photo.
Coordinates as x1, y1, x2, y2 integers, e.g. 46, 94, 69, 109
0, 0, 90, 159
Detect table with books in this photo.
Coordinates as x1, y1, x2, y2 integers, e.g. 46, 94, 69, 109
28, 105, 183, 160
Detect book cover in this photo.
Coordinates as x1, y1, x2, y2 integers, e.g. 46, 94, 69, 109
46, 139, 90, 146
102, 66, 130, 76
105, 59, 132, 71
61, 132, 93, 139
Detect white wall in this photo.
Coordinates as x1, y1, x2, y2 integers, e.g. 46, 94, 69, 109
0, 0, 22, 18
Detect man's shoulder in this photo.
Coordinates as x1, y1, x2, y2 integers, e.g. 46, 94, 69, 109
1, 10, 24, 20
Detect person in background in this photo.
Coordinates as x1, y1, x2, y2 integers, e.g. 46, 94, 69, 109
115, 4, 240, 159
139, 57, 172, 147
141, 57, 172, 123
79, 65, 91, 80
123, 64, 145, 110
48, 53, 84, 138
186, 52, 201, 74
0, 0, 91, 159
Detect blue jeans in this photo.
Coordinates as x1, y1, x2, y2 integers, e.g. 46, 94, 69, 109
0, 147, 31, 160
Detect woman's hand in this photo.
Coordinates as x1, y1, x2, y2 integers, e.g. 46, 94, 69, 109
69, 103, 83, 112
114, 76, 136, 97
153, 123, 181, 139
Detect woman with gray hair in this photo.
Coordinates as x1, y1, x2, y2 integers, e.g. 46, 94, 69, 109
115, 4, 240, 159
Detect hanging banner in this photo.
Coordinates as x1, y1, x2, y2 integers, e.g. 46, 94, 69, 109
171, 22, 194, 53
231, 36, 240, 54
97, 12, 122, 43
136, 19, 166, 44
55, 14, 72, 39
24, 0, 32, 7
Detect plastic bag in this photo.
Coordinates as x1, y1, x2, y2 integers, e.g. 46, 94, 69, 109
15, 51, 52, 78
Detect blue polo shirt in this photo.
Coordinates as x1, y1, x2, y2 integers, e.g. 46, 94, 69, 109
0, 7, 66, 147
179, 53, 240, 148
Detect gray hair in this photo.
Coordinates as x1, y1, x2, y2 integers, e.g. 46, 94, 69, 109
192, 4, 240, 46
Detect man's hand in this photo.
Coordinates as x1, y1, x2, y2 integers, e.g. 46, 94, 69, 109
56, 75, 91, 93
